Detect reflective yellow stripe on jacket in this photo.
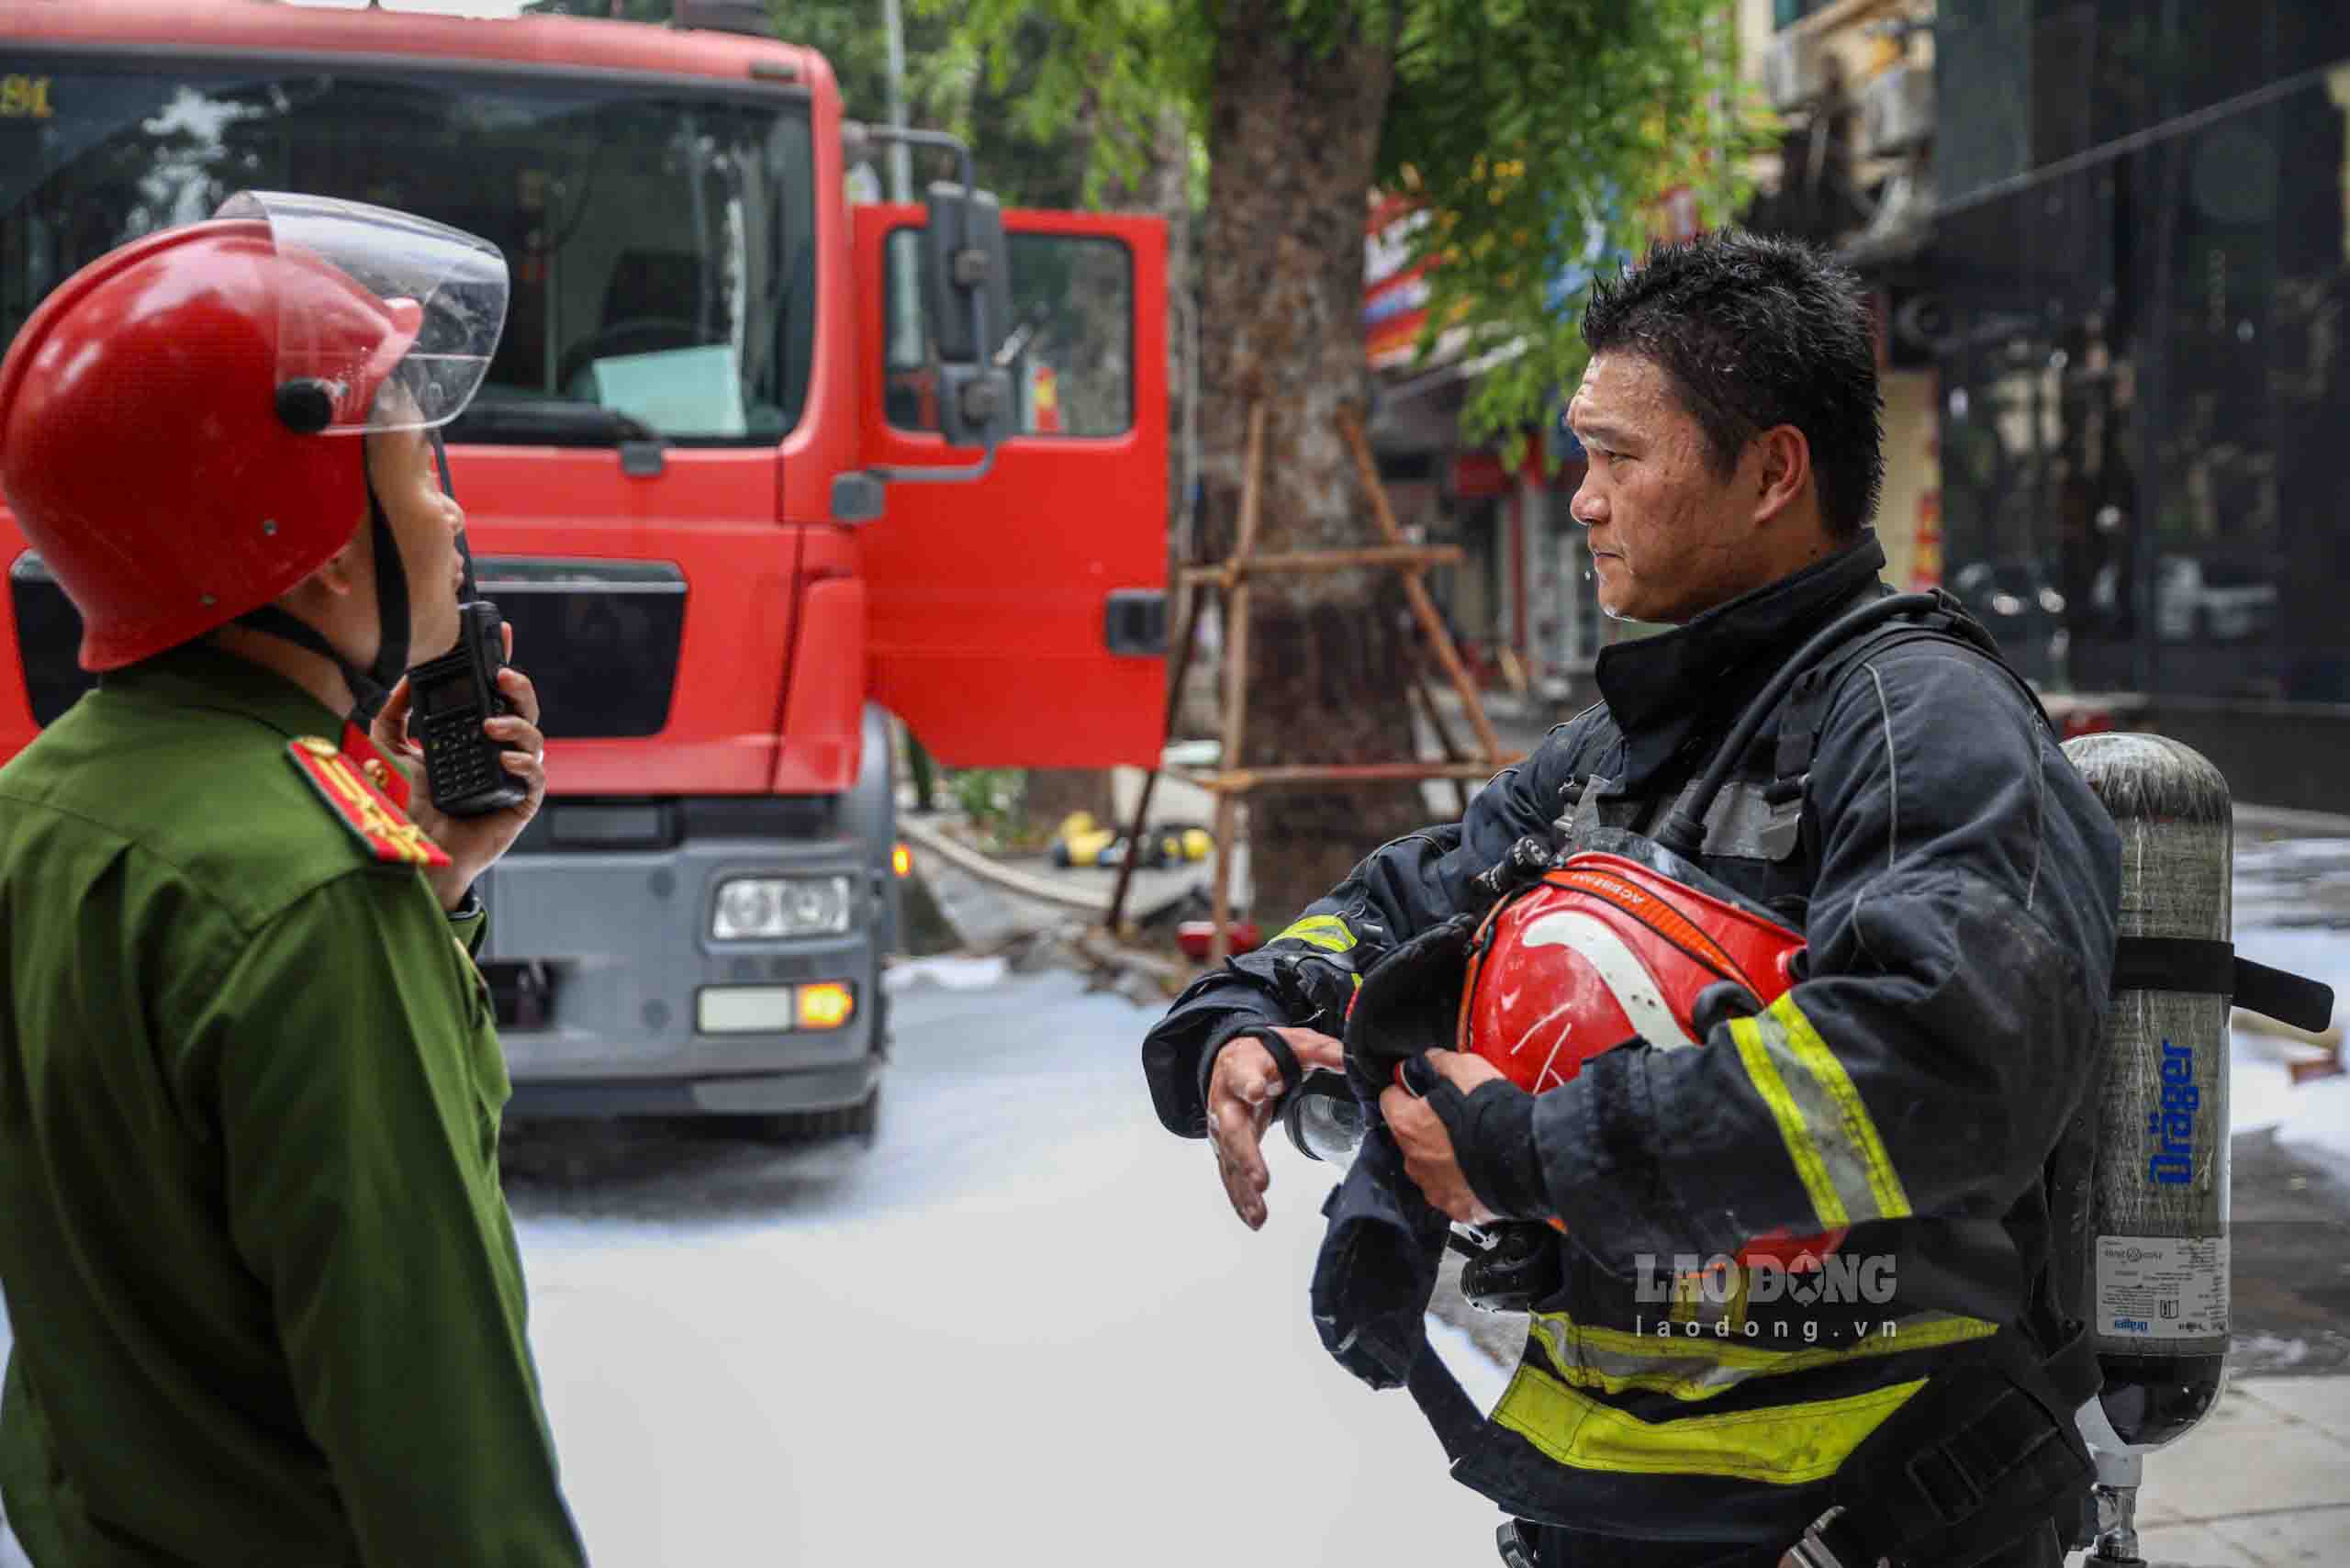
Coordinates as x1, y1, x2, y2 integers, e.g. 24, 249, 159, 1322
1271, 913, 1356, 954
1729, 992, 1912, 1230
1493, 1362, 1926, 1485
1491, 1296, 2000, 1484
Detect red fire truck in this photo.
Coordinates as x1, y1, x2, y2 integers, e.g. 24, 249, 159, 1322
0, 0, 1169, 1136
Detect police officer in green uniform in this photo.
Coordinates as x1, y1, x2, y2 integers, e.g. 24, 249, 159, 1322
0, 194, 585, 1564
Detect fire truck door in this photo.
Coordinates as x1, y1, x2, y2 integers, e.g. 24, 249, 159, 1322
854, 206, 1169, 768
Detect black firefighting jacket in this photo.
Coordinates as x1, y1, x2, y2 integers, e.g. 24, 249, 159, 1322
1141, 536, 2122, 1543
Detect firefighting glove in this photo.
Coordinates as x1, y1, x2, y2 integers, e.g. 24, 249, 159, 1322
1342, 912, 1480, 1105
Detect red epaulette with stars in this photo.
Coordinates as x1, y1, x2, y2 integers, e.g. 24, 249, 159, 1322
285, 733, 451, 868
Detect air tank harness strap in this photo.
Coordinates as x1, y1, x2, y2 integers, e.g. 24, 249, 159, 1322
2112, 936, 2335, 1034
1794, 1325, 2096, 1568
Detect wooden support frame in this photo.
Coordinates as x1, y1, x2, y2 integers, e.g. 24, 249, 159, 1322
1174, 761, 1505, 791
1177, 543, 1464, 588
1106, 400, 1523, 965
1408, 667, 1476, 816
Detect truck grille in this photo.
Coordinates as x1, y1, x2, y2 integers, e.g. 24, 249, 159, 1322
9, 554, 687, 738
476, 559, 687, 739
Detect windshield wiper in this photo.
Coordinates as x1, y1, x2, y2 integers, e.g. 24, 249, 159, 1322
445, 393, 662, 448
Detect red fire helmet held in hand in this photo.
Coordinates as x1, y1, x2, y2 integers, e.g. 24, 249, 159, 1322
1455, 849, 1846, 1267
1459, 852, 1804, 1091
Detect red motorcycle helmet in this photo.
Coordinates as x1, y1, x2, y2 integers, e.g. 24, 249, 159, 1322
1456, 847, 1846, 1267
0, 192, 505, 670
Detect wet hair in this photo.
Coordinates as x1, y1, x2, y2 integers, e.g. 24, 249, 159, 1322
1581, 230, 1884, 539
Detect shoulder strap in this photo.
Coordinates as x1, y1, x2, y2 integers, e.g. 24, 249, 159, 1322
285, 736, 453, 869
1772, 591, 2053, 788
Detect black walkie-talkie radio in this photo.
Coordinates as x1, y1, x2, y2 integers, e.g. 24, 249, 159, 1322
408, 436, 528, 818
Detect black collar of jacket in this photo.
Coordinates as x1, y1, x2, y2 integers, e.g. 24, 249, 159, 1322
1592, 533, 1889, 796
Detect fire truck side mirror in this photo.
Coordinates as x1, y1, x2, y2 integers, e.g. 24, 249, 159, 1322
921, 181, 1014, 449
935, 364, 1014, 450
921, 181, 1012, 370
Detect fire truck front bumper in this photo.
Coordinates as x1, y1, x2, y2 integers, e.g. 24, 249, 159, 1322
475, 832, 888, 1119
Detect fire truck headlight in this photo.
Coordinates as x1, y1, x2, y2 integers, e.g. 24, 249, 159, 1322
711, 875, 853, 939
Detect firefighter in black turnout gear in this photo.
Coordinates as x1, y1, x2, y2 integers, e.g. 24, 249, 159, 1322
1142, 233, 2121, 1568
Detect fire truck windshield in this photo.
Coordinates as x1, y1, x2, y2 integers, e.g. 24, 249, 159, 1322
0, 56, 816, 446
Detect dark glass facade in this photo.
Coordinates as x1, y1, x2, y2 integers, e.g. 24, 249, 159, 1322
1936, 3, 2350, 707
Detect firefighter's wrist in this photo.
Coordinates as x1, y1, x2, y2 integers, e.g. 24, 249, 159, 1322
1442, 1080, 1553, 1222
1232, 1026, 1302, 1099
1198, 1019, 1290, 1111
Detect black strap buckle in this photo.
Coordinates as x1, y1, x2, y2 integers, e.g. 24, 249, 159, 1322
1494, 1520, 1540, 1568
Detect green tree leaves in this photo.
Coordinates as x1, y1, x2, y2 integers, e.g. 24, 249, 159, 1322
923, 0, 1758, 458
1377, 0, 1760, 461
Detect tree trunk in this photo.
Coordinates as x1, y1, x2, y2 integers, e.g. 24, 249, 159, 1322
1200, 0, 1422, 924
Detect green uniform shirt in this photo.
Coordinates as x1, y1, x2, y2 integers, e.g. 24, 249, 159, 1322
0, 644, 586, 1566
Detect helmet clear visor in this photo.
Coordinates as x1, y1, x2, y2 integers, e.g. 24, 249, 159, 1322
216, 190, 509, 433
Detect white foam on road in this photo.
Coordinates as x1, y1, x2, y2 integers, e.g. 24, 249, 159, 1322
879, 952, 1010, 992
514, 968, 1510, 1565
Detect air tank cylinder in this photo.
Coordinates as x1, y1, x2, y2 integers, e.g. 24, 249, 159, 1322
2062, 734, 2235, 1567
